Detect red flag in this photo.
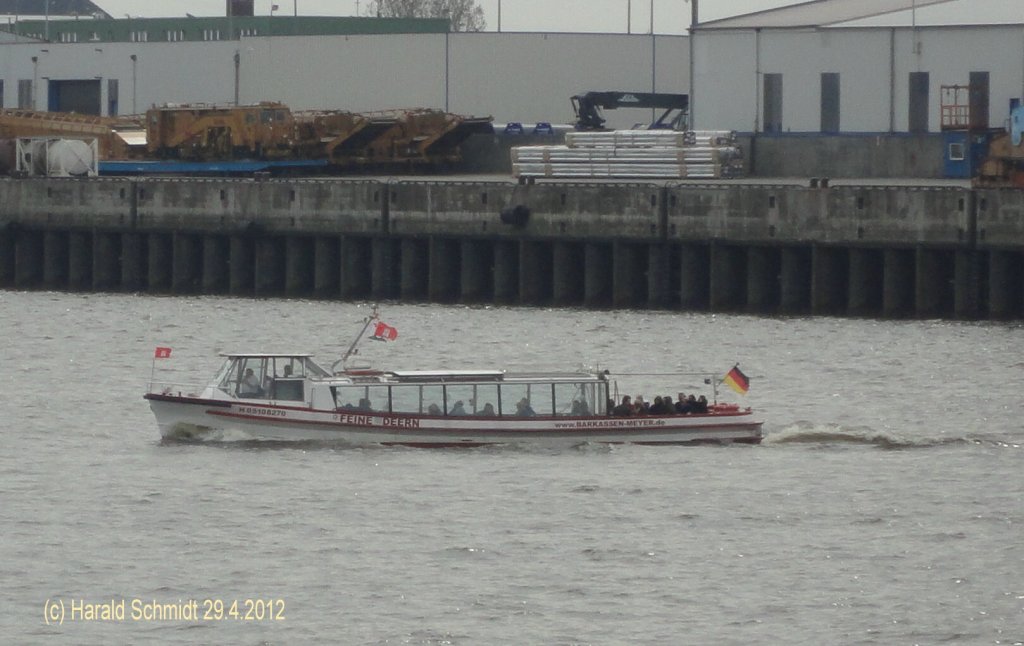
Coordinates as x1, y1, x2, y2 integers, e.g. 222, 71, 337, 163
154, 346, 172, 359
370, 321, 398, 342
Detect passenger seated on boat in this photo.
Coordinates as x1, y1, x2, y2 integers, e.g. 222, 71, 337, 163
612, 395, 633, 416
427, 403, 442, 415
283, 365, 293, 377
570, 399, 591, 416
661, 395, 675, 414
648, 396, 670, 415
633, 396, 649, 415
515, 398, 536, 417
694, 395, 709, 414
449, 400, 467, 416
480, 403, 496, 416
357, 398, 373, 411
239, 368, 262, 398
606, 398, 616, 416
675, 393, 691, 414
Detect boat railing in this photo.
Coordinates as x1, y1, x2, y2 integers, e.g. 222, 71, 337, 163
147, 380, 204, 397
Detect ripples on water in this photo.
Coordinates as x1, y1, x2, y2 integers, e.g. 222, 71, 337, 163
1, 292, 1022, 644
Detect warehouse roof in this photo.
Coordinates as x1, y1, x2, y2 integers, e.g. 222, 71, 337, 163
0, 0, 109, 18
697, 0, 1016, 29
2, 15, 450, 43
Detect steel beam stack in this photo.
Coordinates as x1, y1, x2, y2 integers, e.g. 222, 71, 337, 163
512, 129, 743, 179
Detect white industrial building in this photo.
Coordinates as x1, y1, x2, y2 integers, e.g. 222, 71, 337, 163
690, 0, 1024, 134
0, 24, 685, 130
0, 0, 1020, 133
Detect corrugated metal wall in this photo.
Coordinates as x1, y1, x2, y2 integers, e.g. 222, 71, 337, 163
0, 25, 1020, 132
692, 25, 1024, 133
0, 32, 687, 129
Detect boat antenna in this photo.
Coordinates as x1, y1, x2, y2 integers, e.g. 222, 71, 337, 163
332, 305, 379, 374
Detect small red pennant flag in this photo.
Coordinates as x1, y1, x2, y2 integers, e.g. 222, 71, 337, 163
370, 321, 398, 342
154, 346, 172, 359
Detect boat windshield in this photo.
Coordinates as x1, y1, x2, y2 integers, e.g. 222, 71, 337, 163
214, 355, 328, 399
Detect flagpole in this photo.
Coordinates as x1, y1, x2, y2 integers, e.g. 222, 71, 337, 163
334, 305, 380, 373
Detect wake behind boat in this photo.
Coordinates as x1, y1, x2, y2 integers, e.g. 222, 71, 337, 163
144, 310, 763, 447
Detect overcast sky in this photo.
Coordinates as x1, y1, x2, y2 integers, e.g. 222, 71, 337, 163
89, 0, 796, 34
65, 1, 1018, 33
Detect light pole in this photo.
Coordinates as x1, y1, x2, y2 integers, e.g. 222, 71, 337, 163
650, 0, 655, 123
689, 0, 697, 129
130, 54, 137, 114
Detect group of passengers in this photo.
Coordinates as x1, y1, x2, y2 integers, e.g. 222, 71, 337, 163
429, 398, 530, 417
609, 392, 709, 417
339, 393, 703, 418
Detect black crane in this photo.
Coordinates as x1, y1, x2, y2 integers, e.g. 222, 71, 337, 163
571, 91, 689, 131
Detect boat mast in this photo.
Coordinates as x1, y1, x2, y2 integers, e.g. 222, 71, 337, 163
333, 306, 379, 373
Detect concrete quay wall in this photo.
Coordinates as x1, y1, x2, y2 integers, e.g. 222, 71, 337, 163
1, 176, 1023, 319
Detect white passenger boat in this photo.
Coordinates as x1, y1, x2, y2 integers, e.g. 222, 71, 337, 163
144, 311, 763, 447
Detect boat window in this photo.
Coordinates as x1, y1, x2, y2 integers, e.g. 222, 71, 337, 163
419, 385, 444, 416
499, 383, 551, 417
334, 385, 388, 412
270, 379, 304, 401
594, 383, 606, 414
390, 385, 421, 414
443, 384, 497, 416
233, 357, 268, 399
333, 385, 361, 410
300, 357, 330, 378
364, 386, 390, 413
554, 382, 597, 416
213, 358, 236, 394
530, 384, 555, 416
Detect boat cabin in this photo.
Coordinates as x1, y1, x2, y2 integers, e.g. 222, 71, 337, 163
211, 353, 330, 402
208, 354, 610, 417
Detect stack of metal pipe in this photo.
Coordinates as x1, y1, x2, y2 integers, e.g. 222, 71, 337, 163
512, 129, 743, 179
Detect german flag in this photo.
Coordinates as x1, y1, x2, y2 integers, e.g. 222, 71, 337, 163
723, 365, 750, 395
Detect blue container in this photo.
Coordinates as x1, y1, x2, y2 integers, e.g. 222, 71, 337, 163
943, 131, 991, 179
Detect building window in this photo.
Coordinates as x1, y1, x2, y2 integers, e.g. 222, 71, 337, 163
18, 79, 32, 109
166, 29, 184, 42
130, 30, 148, 43
909, 72, 929, 133
763, 73, 783, 133
239, 28, 258, 37
948, 143, 965, 161
58, 32, 79, 43
820, 72, 840, 133
89, 31, 101, 41
203, 29, 222, 41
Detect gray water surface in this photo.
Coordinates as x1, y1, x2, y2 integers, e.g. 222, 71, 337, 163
2, 293, 1021, 645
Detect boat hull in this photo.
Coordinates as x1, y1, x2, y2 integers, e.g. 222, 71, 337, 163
145, 394, 763, 446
